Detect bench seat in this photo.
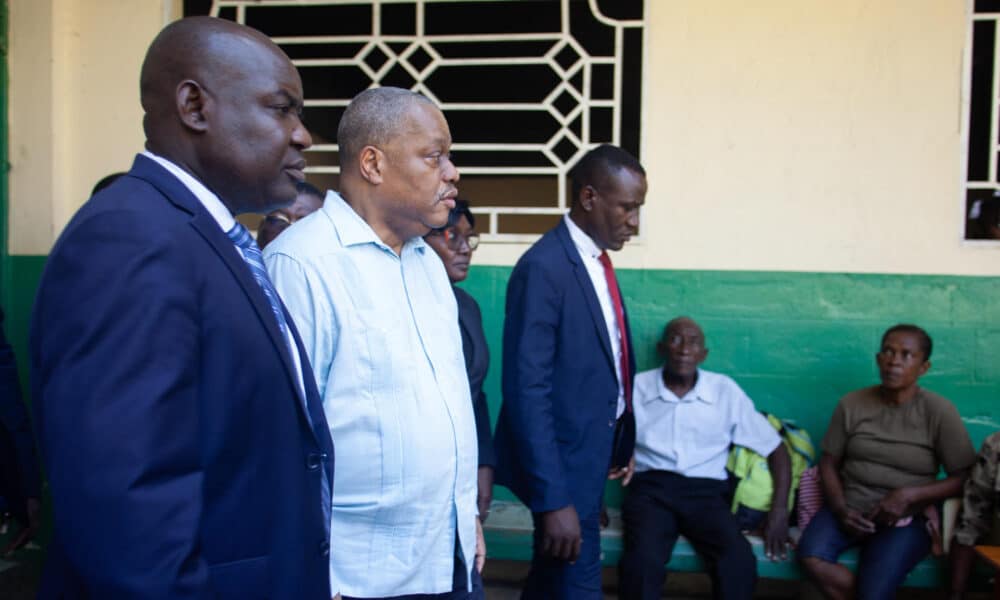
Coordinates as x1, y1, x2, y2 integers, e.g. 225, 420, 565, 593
483, 500, 950, 588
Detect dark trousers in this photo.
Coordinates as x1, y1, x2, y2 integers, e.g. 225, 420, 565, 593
618, 471, 756, 600
522, 508, 603, 600
0, 424, 26, 524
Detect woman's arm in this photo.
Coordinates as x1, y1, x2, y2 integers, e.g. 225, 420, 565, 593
819, 452, 876, 536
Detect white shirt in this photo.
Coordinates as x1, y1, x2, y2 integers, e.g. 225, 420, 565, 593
563, 215, 626, 418
142, 151, 308, 402
264, 192, 478, 597
632, 367, 780, 479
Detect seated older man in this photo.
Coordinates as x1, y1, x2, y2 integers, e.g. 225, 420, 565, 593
618, 317, 791, 600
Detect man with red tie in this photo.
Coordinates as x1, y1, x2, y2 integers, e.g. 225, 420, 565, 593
494, 144, 647, 599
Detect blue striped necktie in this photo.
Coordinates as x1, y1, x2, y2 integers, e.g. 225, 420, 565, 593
226, 221, 331, 533
226, 222, 293, 353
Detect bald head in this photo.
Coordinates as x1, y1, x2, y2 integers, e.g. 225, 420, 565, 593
141, 17, 285, 142
337, 87, 436, 170
137, 16, 312, 215
658, 316, 708, 379
663, 317, 703, 340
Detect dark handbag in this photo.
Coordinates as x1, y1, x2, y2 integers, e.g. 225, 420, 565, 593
609, 410, 635, 471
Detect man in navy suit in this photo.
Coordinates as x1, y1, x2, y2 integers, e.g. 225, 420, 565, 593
494, 144, 647, 599
30, 17, 334, 598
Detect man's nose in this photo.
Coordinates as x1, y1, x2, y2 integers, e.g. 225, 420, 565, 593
442, 155, 459, 182
292, 119, 313, 149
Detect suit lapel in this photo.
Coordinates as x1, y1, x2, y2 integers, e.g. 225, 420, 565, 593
130, 155, 319, 440
554, 221, 615, 372
189, 212, 302, 392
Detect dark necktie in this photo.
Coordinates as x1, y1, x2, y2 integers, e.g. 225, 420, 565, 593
598, 251, 632, 412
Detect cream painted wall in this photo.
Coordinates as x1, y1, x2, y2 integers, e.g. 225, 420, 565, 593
620, 0, 986, 276
8, 0, 995, 277
484, 0, 994, 276
8, 0, 178, 254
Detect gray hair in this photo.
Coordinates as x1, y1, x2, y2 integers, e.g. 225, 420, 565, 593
337, 87, 436, 168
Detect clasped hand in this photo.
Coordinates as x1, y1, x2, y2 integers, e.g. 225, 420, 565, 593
834, 488, 915, 536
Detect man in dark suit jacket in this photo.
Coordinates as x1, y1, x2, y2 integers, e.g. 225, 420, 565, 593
30, 17, 334, 599
494, 144, 648, 599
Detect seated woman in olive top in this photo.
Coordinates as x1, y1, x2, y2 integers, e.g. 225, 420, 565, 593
798, 324, 975, 600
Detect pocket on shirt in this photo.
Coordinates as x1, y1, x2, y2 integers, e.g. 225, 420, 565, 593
207, 555, 270, 599
353, 308, 395, 387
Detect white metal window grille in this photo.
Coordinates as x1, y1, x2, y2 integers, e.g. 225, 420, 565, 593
192, 0, 645, 241
965, 0, 1000, 239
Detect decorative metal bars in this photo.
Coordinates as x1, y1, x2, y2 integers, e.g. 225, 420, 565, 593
965, 0, 1000, 238
205, 0, 645, 241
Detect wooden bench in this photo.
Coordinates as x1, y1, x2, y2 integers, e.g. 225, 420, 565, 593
483, 499, 953, 588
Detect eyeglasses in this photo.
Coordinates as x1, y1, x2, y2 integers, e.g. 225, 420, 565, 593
429, 228, 480, 251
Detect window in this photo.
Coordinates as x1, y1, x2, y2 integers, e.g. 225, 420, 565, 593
965, 0, 1000, 240
185, 0, 645, 241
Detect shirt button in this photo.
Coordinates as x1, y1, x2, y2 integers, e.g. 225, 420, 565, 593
306, 453, 324, 471
319, 540, 330, 557
609, 420, 615, 427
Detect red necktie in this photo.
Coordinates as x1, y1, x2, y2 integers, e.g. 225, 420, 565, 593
598, 251, 632, 412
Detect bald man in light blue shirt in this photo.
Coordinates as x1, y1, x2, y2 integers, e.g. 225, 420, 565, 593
265, 87, 482, 600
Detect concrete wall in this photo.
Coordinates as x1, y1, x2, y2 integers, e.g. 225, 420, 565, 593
5, 2, 999, 455
8, 1, 995, 276
8, 0, 178, 255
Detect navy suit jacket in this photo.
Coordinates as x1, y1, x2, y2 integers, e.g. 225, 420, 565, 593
494, 220, 635, 516
31, 155, 334, 599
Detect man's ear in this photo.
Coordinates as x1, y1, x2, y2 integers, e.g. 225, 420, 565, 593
358, 145, 384, 185
176, 80, 209, 133
578, 185, 598, 212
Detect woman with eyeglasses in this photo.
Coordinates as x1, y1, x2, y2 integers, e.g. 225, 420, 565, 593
424, 199, 494, 522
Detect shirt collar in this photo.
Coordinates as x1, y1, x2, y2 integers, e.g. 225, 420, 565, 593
654, 368, 714, 404
563, 214, 601, 260
141, 150, 235, 232
323, 190, 428, 256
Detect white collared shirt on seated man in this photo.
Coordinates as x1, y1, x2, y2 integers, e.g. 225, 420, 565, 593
632, 367, 780, 478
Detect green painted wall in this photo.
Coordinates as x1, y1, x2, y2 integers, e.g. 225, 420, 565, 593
8, 256, 1000, 500
6, 256, 45, 393
457, 266, 1000, 505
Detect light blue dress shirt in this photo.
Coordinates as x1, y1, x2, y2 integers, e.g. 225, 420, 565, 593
263, 191, 478, 597
632, 367, 780, 479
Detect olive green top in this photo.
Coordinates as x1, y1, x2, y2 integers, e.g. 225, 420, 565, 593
822, 386, 975, 515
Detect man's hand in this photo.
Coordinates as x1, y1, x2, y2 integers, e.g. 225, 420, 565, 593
477, 466, 494, 522
475, 518, 487, 573
541, 505, 582, 563
608, 455, 635, 486
833, 505, 876, 537
761, 506, 790, 561
867, 487, 915, 527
